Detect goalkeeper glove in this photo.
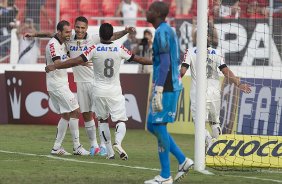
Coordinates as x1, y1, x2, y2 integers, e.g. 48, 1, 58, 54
152, 86, 163, 112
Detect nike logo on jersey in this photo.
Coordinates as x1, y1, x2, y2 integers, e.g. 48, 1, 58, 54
97, 46, 118, 52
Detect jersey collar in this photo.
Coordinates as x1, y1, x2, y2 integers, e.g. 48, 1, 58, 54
54, 34, 63, 45
100, 41, 113, 44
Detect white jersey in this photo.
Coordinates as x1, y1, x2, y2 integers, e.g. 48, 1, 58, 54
81, 42, 133, 97
121, 1, 138, 26
66, 33, 100, 82
45, 35, 69, 91
182, 47, 226, 92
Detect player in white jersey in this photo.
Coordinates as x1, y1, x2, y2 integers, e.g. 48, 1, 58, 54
45, 23, 152, 160
46, 20, 89, 156
180, 32, 252, 150
26, 16, 136, 156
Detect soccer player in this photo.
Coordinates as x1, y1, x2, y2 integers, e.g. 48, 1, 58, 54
144, 2, 193, 184
26, 16, 136, 156
46, 20, 89, 156
45, 23, 152, 160
180, 29, 252, 149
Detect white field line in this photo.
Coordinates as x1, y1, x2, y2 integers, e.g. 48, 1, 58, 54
0, 150, 160, 171
1, 150, 282, 183
261, 169, 282, 174
223, 175, 282, 183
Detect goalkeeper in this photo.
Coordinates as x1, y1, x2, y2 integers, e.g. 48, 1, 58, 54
145, 2, 193, 184
180, 29, 252, 150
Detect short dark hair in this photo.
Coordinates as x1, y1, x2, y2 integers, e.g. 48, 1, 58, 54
75, 16, 88, 25
144, 29, 152, 36
151, 1, 169, 19
99, 23, 113, 41
57, 20, 70, 32
8, 0, 15, 6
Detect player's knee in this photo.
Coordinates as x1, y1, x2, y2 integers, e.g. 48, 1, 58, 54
70, 108, 80, 119
82, 112, 92, 122
61, 113, 70, 121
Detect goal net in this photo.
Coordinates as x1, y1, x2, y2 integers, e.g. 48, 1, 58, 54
201, 0, 282, 169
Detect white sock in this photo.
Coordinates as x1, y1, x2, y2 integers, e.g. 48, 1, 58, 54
98, 121, 106, 148
115, 122, 126, 145
211, 123, 222, 139
99, 122, 114, 157
53, 118, 69, 150
69, 118, 80, 149
85, 120, 99, 148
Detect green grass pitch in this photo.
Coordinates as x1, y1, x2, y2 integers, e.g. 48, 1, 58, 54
0, 124, 281, 184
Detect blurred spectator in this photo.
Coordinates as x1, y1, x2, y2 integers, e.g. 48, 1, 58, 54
172, 0, 193, 16
122, 31, 139, 65
192, 17, 218, 48
213, 0, 240, 19
17, 18, 39, 64
25, 0, 52, 31
115, 0, 145, 26
0, 0, 18, 35
0, 0, 18, 57
240, 0, 268, 18
123, 31, 139, 53
136, 29, 153, 73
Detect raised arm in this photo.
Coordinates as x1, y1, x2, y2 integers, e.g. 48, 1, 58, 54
131, 55, 152, 65
25, 31, 54, 38
221, 67, 252, 93
110, 27, 136, 41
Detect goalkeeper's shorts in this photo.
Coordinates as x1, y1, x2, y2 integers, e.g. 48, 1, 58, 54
147, 90, 180, 124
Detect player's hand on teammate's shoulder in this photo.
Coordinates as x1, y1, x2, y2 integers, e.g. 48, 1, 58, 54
238, 83, 252, 94
80, 61, 93, 68
125, 26, 136, 34
45, 64, 56, 73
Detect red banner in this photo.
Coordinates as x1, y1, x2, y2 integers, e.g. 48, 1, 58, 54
5, 71, 150, 129
0, 74, 8, 124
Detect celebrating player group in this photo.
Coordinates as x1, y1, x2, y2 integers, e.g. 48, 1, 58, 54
25, 1, 252, 184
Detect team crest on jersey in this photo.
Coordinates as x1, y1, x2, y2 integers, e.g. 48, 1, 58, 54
61, 54, 68, 60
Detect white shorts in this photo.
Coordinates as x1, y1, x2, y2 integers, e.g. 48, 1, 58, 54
48, 85, 79, 114
190, 87, 220, 123
93, 94, 128, 122
76, 82, 94, 113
